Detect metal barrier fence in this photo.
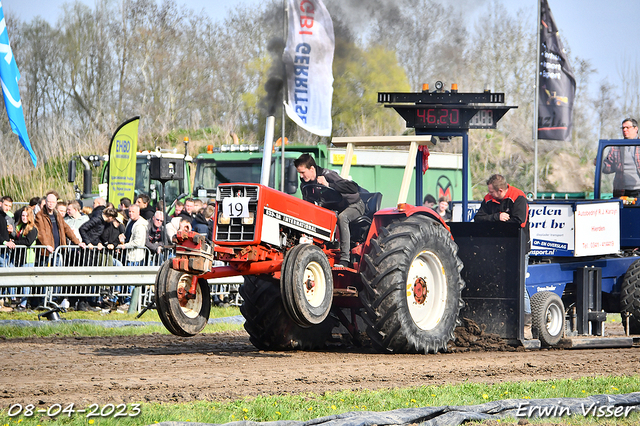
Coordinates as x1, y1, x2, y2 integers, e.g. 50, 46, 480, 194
0, 244, 166, 267
0, 245, 243, 310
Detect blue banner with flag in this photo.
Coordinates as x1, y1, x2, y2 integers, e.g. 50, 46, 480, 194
0, 4, 36, 167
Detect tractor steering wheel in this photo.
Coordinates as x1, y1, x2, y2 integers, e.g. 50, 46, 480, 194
301, 184, 343, 209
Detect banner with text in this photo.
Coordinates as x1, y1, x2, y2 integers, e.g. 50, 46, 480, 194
528, 201, 620, 257
108, 117, 139, 204
529, 203, 574, 256
538, 0, 576, 141
574, 202, 619, 257
283, 0, 335, 136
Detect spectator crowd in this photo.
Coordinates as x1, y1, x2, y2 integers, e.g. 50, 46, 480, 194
0, 191, 215, 311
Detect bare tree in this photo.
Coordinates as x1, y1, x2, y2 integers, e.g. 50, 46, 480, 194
593, 80, 621, 140
618, 57, 640, 119
56, 2, 115, 132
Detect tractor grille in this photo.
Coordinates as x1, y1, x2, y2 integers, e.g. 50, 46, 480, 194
215, 185, 259, 242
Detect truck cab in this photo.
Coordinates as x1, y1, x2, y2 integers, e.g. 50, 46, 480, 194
192, 144, 329, 199
69, 149, 192, 209
193, 146, 264, 199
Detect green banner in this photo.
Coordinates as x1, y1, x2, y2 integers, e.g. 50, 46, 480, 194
108, 116, 139, 204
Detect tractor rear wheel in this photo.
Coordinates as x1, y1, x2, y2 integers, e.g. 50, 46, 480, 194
621, 259, 640, 334
155, 263, 211, 337
240, 274, 335, 350
531, 291, 565, 346
359, 214, 464, 353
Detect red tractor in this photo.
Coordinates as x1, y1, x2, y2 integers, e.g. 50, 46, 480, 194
155, 136, 465, 353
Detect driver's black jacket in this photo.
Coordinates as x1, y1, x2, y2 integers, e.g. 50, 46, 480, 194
300, 166, 361, 212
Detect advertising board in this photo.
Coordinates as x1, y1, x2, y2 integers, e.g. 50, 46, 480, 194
573, 201, 620, 256
529, 201, 620, 257
529, 203, 574, 256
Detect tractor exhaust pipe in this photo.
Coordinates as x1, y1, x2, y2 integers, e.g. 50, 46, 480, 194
260, 115, 276, 187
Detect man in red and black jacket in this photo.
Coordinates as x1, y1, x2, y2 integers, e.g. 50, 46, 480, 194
474, 173, 529, 245
474, 173, 531, 324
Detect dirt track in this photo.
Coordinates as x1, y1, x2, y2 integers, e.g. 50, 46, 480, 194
2, 327, 640, 409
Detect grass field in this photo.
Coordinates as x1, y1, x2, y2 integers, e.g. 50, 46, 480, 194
0, 306, 244, 338
0, 308, 638, 426
0, 375, 638, 425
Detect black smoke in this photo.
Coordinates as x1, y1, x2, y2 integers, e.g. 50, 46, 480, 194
260, 37, 286, 117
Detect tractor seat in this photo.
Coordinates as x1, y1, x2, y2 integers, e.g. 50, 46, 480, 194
362, 192, 382, 219
350, 192, 382, 243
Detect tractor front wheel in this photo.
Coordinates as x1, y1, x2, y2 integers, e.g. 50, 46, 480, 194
280, 244, 333, 327
359, 214, 465, 354
155, 261, 211, 337
155, 261, 180, 335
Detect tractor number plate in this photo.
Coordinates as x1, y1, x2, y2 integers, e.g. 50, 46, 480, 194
222, 197, 250, 218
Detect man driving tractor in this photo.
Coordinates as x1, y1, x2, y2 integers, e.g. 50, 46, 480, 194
294, 153, 364, 268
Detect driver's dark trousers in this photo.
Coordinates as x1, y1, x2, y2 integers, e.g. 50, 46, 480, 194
337, 199, 365, 264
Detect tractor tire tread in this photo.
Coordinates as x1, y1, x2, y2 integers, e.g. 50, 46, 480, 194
358, 214, 464, 354
621, 259, 640, 334
240, 274, 335, 350
530, 291, 564, 346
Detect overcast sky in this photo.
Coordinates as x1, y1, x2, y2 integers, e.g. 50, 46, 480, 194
3, 0, 638, 98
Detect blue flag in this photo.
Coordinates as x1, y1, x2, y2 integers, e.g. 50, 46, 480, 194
0, 4, 36, 167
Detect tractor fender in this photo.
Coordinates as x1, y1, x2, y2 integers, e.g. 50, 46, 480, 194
370, 205, 451, 236
361, 206, 452, 259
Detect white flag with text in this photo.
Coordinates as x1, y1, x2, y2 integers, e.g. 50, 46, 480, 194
283, 0, 334, 137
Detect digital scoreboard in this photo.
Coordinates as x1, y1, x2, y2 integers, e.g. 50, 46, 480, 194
378, 82, 516, 130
